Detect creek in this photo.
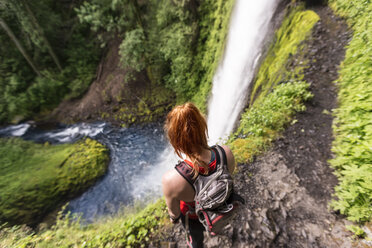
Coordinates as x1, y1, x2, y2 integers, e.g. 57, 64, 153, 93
0, 122, 172, 222
0, 0, 279, 222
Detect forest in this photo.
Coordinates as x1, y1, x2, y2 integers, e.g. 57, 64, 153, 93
0, 0, 231, 125
0, 0, 371, 247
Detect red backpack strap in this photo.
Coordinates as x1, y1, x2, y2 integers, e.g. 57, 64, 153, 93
175, 161, 196, 190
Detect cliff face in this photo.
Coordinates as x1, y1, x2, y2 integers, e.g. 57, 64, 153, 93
51, 38, 175, 126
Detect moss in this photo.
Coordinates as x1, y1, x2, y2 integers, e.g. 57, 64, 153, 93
229, 82, 312, 164
250, 6, 319, 105
0, 138, 109, 226
112, 83, 175, 125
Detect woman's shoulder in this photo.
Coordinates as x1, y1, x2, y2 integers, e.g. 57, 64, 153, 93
162, 169, 179, 188
220, 144, 232, 153
162, 168, 195, 201
219, 145, 236, 174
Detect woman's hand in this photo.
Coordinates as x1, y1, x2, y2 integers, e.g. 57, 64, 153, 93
170, 214, 181, 224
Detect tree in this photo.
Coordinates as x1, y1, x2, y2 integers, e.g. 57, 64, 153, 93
21, 0, 62, 71
0, 16, 41, 77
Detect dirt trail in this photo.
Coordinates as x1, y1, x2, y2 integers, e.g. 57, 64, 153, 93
158, 6, 371, 248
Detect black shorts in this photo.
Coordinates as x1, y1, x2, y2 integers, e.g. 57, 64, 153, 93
181, 214, 205, 248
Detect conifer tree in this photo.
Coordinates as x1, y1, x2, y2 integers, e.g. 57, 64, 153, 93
0, 16, 41, 76
21, 0, 62, 72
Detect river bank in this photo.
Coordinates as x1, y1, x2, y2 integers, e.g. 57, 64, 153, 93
0, 137, 109, 227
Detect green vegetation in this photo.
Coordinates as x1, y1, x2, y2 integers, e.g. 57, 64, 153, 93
111, 84, 175, 126
328, 0, 372, 223
0, 138, 109, 226
132, 0, 235, 112
0, 0, 235, 124
186, 0, 235, 111
229, 82, 312, 163
0, 199, 168, 248
0, 1, 101, 123
250, 7, 319, 104
228, 7, 318, 163
346, 225, 366, 239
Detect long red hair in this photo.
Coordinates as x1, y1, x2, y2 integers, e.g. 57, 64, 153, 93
164, 102, 210, 177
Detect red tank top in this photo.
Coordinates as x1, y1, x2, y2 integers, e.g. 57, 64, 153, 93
179, 151, 217, 219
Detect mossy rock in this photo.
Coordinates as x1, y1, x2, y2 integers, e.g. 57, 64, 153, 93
250, 6, 320, 104
0, 138, 109, 226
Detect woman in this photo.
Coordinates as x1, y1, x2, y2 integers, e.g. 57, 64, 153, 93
162, 102, 236, 248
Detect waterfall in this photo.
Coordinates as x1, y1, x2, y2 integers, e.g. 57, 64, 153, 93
140, 0, 280, 204
140, 0, 280, 202
207, 0, 279, 144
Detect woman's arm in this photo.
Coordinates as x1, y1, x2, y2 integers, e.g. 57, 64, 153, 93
162, 170, 181, 220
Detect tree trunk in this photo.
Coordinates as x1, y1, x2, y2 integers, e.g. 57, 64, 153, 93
129, 0, 157, 84
22, 0, 63, 72
0, 17, 41, 77
130, 0, 144, 30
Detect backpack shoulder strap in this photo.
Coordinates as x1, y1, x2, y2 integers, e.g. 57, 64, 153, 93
211, 145, 228, 169
175, 161, 195, 190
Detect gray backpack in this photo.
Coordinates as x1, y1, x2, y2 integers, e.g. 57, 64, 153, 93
175, 145, 245, 234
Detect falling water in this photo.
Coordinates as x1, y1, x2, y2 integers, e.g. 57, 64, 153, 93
207, 0, 279, 144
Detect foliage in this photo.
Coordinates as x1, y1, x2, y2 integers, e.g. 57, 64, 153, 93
188, 0, 235, 111
148, 0, 199, 99
328, 0, 372, 223
250, 6, 320, 104
119, 28, 147, 72
0, 138, 109, 226
0, 199, 168, 248
346, 225, 366, 239
0, 1, 101, 124
228, 82, 312, 163
0, 0, 236, 124
112, 83, 175, 126
62, 27, 101, 100
75, 0, 137, 34
130, 0, 234, 111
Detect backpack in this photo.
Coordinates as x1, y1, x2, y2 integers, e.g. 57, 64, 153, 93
175, 145, 245, 235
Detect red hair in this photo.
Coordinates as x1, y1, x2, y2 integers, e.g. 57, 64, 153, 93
165, 102, 210, 177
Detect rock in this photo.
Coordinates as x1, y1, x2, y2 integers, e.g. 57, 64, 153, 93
273, 200, 280, 210
261, 225, 276, 239
278, 191, 287, 200
245, 222, 250, 230
302, 230, 307, 239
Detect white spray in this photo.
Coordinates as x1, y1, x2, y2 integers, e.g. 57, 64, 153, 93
207, 0, 279, 144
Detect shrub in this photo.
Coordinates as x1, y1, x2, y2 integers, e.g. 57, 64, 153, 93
328, 0, 372, 223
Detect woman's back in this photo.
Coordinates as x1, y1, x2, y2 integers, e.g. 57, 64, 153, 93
162, 102, 236, 248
